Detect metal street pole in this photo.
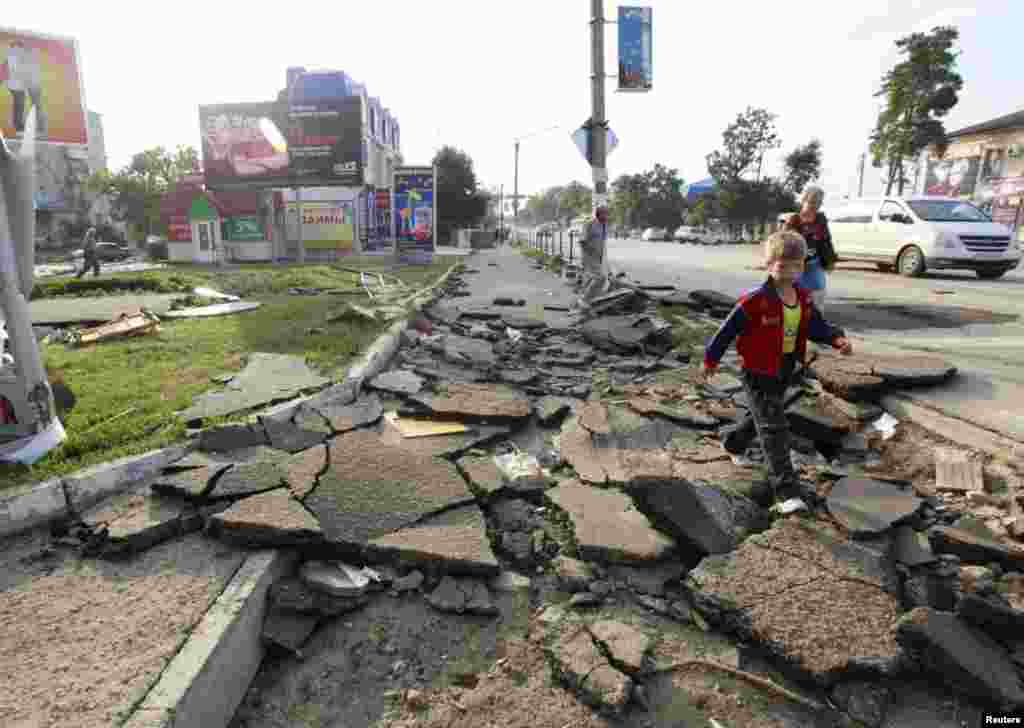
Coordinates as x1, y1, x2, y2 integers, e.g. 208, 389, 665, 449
296, 186, 305, 264
590, 0, 607, 205
513, 142, 520, 221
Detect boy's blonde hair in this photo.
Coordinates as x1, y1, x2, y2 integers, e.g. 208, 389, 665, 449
764, 230, 807, 261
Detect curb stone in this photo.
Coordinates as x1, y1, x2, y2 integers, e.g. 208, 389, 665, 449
0, 445, 191, 540
122, 549, 298, 728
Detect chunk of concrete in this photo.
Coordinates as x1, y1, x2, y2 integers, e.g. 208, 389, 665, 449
283, 444, 327, 500
549, 625, 633, 714
262, 613, 318, 655
305, 431, 475, 546
197, 423, 268, 453
425, 575, 499, 616
956, 592, 1024, 646
457, 456, 505, 497
552, 556, 595, 592
365, 504, 499, 578
536, 396, 574, 427
546, 479, 676, 564
786, 400, 852, 445
827, 477, 923, 537
588, 620, 652, 673
443, 335, 497, 368
208, 461, 286, 501
414, 383, 532, 421
890, 525, 937, 567
316, 393, 383, 434
207, 489, 323, 547
151, 465, 228, 500
895, 607, 1024, 708
369, 370, 425, 397
268, 576, 369, 618
300, 561, 372, 597
934, 448, 984, 492
929, 526, 1024, 570
260, 417, 328, 453
685, 519, 902, 683
581, 314, 673, 355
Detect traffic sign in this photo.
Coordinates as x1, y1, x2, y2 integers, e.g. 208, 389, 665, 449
571, 125, 619, 164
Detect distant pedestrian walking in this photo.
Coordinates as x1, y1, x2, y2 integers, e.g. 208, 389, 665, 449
76, 227, 100, 278
579, 206, 610, 302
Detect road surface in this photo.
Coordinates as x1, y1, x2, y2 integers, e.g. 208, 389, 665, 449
606, 237, 1024, 442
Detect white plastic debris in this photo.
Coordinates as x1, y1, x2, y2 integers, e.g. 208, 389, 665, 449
193, 286, 240, 302
505, 327, 523, 344
494, 451, 542, 481
869, 413, 900, 440
0, 417, 67, 465
770, 497, 809, 515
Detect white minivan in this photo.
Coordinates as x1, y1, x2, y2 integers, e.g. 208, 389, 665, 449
824, 196, 1022, 279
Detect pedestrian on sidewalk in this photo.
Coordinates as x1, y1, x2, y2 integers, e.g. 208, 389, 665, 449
579, 205, 610, 302
76, 227, 100, 278
702, 230, 853, 508
784, 185, 836, 313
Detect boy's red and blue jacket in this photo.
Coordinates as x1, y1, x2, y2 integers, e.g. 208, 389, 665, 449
704, 279, 846, 376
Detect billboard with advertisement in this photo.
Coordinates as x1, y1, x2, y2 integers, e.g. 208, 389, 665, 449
0, 27, 88, 144
363, 188, 392, 252
285, 201, 355, 253
287, 94, 364, 186
618, 8, 652, 93
924, 156, 980, 199
394, 167, 435, 264
167, 215, 192, 242
223, 215, 265, 242
200, 102, 292, 189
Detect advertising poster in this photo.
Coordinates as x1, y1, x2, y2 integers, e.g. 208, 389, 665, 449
362, 189, 393, 253
167, 214, 192, 242
223, 215, 265, 242
618, 8, 653, 93
285, 201, 355, 254
287, 94, 364, 186
0, 27, 88, 144
394, 166, 435, 264
925, 156, 980, 199
200, 102, 292, 189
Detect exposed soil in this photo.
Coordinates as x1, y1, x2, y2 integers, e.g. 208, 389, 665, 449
0, 528, 245, 728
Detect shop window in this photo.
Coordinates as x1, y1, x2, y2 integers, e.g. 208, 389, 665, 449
983, 148, 1008, 180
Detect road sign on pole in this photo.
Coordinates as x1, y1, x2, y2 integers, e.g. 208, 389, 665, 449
571, 125, 619, 164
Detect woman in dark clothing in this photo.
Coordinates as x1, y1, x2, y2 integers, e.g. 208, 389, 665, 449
785, 185, 837, 312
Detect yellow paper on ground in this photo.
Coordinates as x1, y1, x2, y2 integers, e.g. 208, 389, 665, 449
383, 412, 469, 438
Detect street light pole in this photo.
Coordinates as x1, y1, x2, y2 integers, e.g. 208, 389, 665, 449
590, 0, 607, 205
513, 141, 520, 221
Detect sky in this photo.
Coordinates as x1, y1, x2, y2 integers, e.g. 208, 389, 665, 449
5, 0, 1020, 204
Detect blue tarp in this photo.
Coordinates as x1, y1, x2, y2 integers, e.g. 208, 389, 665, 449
684, 177, 716, 202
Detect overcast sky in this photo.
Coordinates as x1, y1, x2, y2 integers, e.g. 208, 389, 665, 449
6, 0, 1018, 203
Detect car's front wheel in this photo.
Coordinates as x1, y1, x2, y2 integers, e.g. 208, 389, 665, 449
897, 245, 926, 277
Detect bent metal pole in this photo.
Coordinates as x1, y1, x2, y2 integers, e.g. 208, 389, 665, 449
0, 110, 56, 435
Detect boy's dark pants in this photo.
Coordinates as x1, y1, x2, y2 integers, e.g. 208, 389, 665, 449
723, 354, 799, 494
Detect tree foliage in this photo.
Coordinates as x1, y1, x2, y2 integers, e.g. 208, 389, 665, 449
870, 26, 962, 195
782, 139, 823, 194
609, 165, 685, 231
558, 181, 592, 224
718, 179, 796, 224
706, 107, 781, 186
87, 145, 199, 235
433, 146, 488, 232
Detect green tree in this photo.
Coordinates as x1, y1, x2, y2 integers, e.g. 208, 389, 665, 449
557, 181, 592, 225
782, 139, 823, 195
642, 164, 686, 231
526, 186, 564, 224
706, 107, 782, 186
87, 145, 200, 237
719, 179, 796, 226
432, 146, 488, 234
610, 173, 646, 229
870, 26, 962, 195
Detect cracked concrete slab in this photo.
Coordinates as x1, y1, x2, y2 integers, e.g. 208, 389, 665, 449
196, 423, 268, 453
369, 370, 425, 397
364, 504, 499, 577
424, 574, 499, 615
282, 444, 327, 500
685, 518, 903, 684
378, 415, 510, 459
548, 624, 634, 714
589, 620, 652, 673
150, 465, 228, 500
315, 393, 383, 434
181, 353, 329, 422
827, 477, 924, 537
928, 525, 1024, 570
457, 456, 505, 497
546, 479, 676, 564
443, 335, 497, 368
303, 430, 475, 546
268, 576, 370, 618
413, 383, 532, 421
260, 417, 328, 453
582, 314, 673, 354
207, 489, 324, 547
207, 461, 286, 501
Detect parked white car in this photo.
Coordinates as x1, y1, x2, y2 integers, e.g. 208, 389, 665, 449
674, 226, 698, 242
641, 227, 668, 242
825, 196, 1022, 279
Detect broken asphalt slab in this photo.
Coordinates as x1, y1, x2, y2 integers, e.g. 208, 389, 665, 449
301, 430, 476, 546
810, 351, 957, 400
410, 383, 532, 422
206, 488, 324, 547
181, 353, 330, 423
685, 518, 904, 685
581, 314, 673, 355
826, 477, 924, 538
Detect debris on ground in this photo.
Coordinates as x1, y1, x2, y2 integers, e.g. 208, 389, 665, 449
69, 310, 160, 346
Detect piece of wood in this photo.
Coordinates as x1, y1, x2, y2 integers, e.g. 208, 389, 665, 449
656, 659, 825, 713
934, 447, 984, 492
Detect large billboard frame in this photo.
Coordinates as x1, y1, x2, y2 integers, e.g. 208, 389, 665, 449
392, 165, 437, 265
0, 25, 90, 147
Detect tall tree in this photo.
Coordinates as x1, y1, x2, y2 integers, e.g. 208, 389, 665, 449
782, 139, 823, 194
870, 26, 962, 195
641, 164, 686, 231
706, 107, 781, 186
432, 146, 488, 232
557, 181, 592, 224
610, 173, 646, 229
88, 145, 200, 236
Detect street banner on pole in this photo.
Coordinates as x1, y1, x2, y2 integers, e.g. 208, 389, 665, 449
617, 7, 652, 93
393, 166, 435, 264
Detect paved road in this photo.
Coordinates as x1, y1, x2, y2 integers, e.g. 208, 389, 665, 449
607, 237, 1024, 442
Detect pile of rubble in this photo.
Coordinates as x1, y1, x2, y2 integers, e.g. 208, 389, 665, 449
49, 263, 1024, 727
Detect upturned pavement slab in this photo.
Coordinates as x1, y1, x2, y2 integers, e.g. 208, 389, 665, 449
206, 489, 323, 547
685, 518, 903, 685
28, 293, 178, 325
181, 352, 330, 423
303, 430, 475, 546
546, 479, 676, 564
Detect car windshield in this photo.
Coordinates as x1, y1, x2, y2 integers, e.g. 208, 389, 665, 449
906, 200, 991, 222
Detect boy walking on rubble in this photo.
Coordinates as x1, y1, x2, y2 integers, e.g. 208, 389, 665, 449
702, 230, 853, 509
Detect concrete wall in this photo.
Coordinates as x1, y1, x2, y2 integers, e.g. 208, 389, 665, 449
167, 242, 194, 262
226, 242, 273, 262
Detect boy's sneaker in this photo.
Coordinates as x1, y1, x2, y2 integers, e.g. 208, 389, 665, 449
770, 497, 809, 516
